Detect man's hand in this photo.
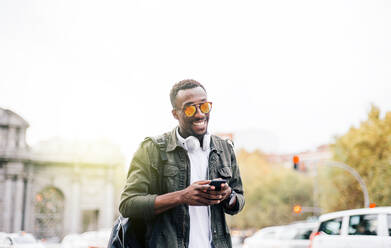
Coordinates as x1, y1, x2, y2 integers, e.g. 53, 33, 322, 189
208, 178, 231, 201
209, 178, 237, 209
155, 179, 232, 215
217, 182, 232, 201
180, 180, 224, 206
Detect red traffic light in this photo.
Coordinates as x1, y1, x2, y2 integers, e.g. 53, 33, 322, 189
293, 156, 300, 164
293, 155, 300, 170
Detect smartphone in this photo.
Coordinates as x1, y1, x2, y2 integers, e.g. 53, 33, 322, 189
209, 179, 226, 191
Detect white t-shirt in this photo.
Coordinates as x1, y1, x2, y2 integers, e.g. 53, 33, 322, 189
176, 128, 212, 248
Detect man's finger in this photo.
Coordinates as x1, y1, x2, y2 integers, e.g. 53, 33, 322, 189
199, 196, 221, 205
196, 180, 212, 185
205, 190, 224, 196
196, 184, 212, 191
220, 183, 229, 190
195, 196, 212, 205
198, 191, 223, 200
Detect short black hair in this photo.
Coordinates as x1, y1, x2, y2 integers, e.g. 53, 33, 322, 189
170, 79, 206, 108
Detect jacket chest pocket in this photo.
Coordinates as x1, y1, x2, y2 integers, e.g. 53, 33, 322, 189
212, 166, 232, 183
163, 165, 179, 192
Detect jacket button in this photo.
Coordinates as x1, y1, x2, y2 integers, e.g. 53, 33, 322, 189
213, 229, 217, 234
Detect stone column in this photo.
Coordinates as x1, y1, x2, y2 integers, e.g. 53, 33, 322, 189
70, 166, 81, 233
100, 167, 114, 228
3, 174, 14, 232
13, 175, 24, 232
0, 170, 4, 230
104, 182, 114, 227
23, 165, 34, 232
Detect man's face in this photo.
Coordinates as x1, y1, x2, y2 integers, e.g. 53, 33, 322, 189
172, 86, 210, 138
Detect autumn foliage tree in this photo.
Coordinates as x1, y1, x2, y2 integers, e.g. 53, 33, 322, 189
321, 105, 391, 212
228, 149, 314, 229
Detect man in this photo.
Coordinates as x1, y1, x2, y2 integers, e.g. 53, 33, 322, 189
119, 79, 244, 248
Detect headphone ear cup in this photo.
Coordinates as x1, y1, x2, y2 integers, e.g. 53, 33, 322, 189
202, 134, 210, 151
185, 136, 200, 152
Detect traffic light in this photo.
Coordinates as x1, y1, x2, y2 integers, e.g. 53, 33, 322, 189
293, 155, 299, 170
293, 205, 302, 214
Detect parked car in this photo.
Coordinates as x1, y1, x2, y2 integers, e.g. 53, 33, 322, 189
60, 233, 88, 248
309, 207, 391, 248
0, 232, 44, 248
243, 221, 317, 248
80, 229, 111, 248
61, 229, 110, 248
0, 233, 9, 248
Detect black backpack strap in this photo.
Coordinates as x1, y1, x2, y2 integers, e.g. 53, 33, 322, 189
108, 135, 169, 248
149, 133, 168, 162
107, 216, 144, 248
148, 133, 168, 195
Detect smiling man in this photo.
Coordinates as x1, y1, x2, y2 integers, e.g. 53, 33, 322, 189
119, 79, 245, 248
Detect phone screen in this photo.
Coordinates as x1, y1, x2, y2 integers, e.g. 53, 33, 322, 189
209, 179, 226, 191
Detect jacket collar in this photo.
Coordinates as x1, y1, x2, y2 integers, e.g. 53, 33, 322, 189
210, 135, 223, 154
166, 127, 223, 154
166, 127, 182, 152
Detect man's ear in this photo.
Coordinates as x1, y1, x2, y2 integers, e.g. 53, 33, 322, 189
172, 109, 179, 120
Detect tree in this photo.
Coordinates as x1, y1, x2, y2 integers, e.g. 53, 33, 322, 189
324, 105, 391, 212
228, 149, 314, 229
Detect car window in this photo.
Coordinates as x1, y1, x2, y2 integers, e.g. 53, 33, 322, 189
319, 217, 343, 235
387, 215, 391, 236
348, 214, 377, 236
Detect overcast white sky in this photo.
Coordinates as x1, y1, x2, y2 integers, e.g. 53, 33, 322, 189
1, 0, 390, 159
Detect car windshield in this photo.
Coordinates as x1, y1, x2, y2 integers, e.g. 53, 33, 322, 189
277, 225, 315, 240
293, 227, 313, 240
278, 227, 296, 240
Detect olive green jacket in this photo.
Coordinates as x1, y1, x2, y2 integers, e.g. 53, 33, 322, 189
119, 128, 245, 248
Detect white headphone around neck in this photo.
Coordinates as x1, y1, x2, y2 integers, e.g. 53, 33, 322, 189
185, 133, 210, 152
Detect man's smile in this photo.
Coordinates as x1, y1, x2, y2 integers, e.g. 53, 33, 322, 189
192, 119, 207, 126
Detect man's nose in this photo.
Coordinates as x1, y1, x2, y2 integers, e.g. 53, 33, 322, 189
194, 106, 206, 118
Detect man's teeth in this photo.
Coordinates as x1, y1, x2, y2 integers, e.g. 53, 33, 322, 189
193, 120, 205, 126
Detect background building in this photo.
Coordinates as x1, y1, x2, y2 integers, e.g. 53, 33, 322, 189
0, 107, 125, 239
266, 144, 332, 171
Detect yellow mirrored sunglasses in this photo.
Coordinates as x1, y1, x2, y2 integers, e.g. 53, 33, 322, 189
183, 102, 213, 117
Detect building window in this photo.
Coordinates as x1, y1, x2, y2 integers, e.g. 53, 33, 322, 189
15, 127, 20, 148
82, 209, 100, 232
0, 125, 7, 148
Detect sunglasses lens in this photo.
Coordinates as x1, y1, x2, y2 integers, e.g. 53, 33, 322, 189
184, 105, 196, 117
200, 102, 211, 114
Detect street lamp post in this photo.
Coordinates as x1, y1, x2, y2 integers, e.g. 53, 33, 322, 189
294, 156, 371, 211
309, 159, 370, 209
321, 160, 370, 208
